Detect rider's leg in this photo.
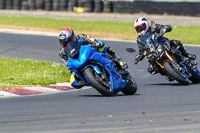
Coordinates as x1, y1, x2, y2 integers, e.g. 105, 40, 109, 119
170, 40, 196, 60
106, 47, 128, 70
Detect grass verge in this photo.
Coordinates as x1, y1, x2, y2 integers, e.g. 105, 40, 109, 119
0, 16, 200, 44
0, 58, 70, 89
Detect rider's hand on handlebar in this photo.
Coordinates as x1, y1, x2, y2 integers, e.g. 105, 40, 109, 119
93, 40, 103, 48
134, 59, 139, 65
152, 33, 160, 40
59, 49, 68, 61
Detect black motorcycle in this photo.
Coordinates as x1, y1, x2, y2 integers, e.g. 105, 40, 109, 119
127, 29, 200, 85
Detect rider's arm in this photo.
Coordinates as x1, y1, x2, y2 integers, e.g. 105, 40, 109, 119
78, 34, 107, 51
78, 34, 95, 45
159, 24, 172, 36
150, 22, 172, 39
135, 39, 146, 65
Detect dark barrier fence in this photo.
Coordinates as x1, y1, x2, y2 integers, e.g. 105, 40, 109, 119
67, 0, 76, 11
44, 0, 52, 10
28, 0, 35, 10
59, 0, 68, 11
0, 0, 199, 16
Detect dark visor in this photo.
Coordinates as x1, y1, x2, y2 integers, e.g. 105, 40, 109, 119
135, 23, 147, 33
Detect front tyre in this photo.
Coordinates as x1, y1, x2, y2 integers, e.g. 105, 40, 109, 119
163, 61, 189, 85
83, 67, 113, 96
121, 76, 137, 95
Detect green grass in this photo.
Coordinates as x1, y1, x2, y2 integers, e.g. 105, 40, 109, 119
0, 58, 70, 89
0, 16, 199, 44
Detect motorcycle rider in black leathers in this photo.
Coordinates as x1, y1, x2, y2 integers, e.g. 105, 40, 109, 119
58, 28, 128, 88
134, 17, 196, 75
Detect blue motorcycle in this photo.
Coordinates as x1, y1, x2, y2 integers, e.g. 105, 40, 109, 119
66, 40, 137, 96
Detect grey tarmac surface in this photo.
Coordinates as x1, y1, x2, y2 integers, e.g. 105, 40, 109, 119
0, 10, 200, 26
1, 32, 200, 133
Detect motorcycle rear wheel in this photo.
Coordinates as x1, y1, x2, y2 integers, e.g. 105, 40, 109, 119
163, 61, 189, 85
84, 67, 113, 96
121, 76, 137, 95
189, 69, 200, 83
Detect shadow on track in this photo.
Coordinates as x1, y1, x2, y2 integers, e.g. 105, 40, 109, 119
145, 82, 193, 86
80, 94, 141, 97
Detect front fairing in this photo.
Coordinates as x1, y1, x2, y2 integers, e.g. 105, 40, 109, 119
139, 32, 158, 49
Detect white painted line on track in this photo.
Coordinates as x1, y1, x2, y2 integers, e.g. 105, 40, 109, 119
137, 70, 144, 72
54, 82, 72, 86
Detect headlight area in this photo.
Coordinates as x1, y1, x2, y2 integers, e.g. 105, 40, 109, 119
156, 45, 165, 58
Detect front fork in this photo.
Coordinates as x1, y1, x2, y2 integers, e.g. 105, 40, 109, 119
156, 52, 173, 69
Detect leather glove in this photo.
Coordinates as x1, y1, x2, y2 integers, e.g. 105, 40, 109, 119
135, 54, 144, 65
152, 32, 160, 40
93, 40, 103, 48
134, 59, 139, 65
59, 49, 68, 61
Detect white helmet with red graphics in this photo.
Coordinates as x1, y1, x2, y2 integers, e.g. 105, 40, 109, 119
134, 17, 149, 36
58, 28, 76, 47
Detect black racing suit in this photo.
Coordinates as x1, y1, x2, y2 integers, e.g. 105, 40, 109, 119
135, 22, 196, 74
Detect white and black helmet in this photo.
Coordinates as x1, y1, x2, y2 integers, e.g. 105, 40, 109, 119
134, 17, 149, 36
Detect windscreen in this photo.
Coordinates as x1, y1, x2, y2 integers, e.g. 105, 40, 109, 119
66, 41, 81, 58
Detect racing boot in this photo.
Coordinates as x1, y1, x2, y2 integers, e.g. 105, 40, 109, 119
106, 47, 128, 75
175, 40, 196, 60
114, 54, 128, 75
185, 53, 196, 60
115, 55, 128, 69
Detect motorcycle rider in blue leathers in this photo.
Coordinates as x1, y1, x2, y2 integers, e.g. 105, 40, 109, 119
58, 28, 128, 88
134, 17, 196, 75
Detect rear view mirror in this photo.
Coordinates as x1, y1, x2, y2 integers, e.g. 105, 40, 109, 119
151, 20, 156, 26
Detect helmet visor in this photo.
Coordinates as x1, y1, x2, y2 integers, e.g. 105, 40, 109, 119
135, 23, 147, 33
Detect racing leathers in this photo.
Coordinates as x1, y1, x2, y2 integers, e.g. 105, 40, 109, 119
59, 34, 128, 88
135, 22, 196, 75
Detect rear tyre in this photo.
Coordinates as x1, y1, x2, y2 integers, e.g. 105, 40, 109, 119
84, 67, 113, 96
121, 77, 137, 95
163, 61, 189, 85
189, 69, 200, 83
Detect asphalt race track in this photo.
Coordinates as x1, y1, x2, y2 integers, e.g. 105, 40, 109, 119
1, 32, 200, 133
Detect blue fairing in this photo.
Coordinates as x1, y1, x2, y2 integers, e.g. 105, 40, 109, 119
193, 68, 200, 76
158, 39, 166, 44
67, 44, 127, 94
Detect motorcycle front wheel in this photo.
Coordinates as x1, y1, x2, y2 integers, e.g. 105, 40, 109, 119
84, 67, 113, 96
163, 61, 189, 85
